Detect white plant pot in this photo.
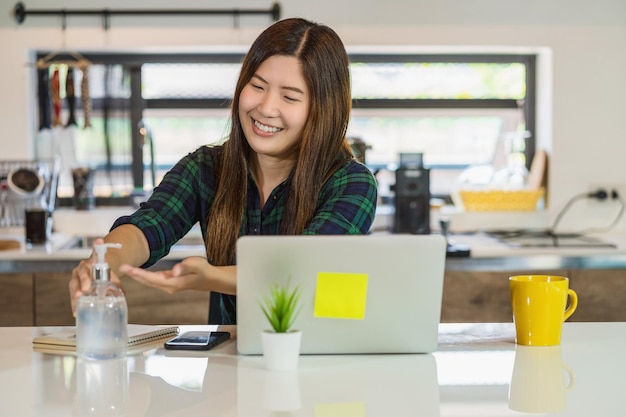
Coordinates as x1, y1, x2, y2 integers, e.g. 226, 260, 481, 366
261, 330, 302, 372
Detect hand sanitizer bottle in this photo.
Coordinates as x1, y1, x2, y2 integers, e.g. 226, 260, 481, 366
76, 243, 128, 359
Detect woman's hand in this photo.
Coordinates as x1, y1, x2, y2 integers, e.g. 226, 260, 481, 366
69, 238, 123, 316
118, 256, 235, 295
70, 257, 94, 315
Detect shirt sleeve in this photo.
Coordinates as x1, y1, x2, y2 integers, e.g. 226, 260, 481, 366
301, 160, 378, 235
111, 146, 218, 267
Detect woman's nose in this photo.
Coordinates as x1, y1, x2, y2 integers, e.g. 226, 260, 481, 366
257, 92, 280, 117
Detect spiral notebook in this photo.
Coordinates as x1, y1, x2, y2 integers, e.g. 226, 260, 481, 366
32, 324, 179, 355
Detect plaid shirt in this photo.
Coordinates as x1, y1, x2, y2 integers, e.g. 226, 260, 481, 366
112, 145, 378, 322
113, 144, 378, 265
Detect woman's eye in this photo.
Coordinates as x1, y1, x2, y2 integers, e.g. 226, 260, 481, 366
250, 83, 263, 91
284, 95, 298, 102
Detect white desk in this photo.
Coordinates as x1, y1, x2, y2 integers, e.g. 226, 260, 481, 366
1, 322, 624, 416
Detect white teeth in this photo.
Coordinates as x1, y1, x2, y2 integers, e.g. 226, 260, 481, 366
254, 120, 282, 133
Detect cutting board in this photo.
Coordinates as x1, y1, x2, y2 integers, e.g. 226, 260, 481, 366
0, 239, 20, 251
527, 149, 547, 189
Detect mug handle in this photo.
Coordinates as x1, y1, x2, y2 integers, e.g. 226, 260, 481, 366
563, 362, 576, 391
563, 289, 578, 321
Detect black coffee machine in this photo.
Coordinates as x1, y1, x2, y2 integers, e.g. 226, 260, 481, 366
392, 153, 430, 234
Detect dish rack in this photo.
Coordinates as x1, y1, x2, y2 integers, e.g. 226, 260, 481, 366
0, 157, 60, 227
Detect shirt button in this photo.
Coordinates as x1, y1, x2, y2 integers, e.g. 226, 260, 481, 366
273, 195, 277, 200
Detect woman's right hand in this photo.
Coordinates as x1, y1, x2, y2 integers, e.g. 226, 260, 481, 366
69, 256, 95, 316
69, 238, 122, 316
69, 225, 148, 315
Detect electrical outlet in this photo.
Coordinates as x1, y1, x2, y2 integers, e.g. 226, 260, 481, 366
588, 183, 626, 201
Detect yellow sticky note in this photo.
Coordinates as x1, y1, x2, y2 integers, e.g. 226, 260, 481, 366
314, 402, 365, 417
314, 272, 368, 319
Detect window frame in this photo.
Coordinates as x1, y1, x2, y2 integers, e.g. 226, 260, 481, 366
37, 51, 537, 201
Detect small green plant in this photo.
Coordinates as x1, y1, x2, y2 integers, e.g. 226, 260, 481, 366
260, 281, 302, 333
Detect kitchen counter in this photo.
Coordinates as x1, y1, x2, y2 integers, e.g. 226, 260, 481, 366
0, 230, 207, 273
4, 223, 626, 325
2, 206, 626, 273
3, 322, 626, 416
445, 231, 626, 270
2, 227, 626, 273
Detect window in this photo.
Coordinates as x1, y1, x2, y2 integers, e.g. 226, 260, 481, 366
347, 55, 534, 198
37, 52, 535, 204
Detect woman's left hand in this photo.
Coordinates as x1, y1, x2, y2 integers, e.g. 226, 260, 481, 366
118, 256, 213, 294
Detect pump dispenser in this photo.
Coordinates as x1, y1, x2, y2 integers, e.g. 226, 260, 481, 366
76, 243, 128, 359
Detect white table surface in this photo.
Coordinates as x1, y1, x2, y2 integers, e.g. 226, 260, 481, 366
1, 322, 624, 416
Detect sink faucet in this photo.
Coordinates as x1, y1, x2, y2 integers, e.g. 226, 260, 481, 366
138, 120, 156, 189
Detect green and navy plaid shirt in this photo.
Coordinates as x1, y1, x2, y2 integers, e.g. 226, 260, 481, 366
112, 144, 378, 323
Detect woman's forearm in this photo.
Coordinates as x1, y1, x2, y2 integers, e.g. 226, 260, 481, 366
207, 265, 237, 295
102, 224, 150, 275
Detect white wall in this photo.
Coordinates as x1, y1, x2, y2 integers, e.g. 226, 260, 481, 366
2, 0, 626, 231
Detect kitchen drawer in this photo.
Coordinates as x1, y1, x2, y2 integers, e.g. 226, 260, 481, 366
0, 273, 33, 326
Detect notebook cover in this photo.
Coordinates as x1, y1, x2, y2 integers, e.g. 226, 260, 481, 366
32, 324, 179, 353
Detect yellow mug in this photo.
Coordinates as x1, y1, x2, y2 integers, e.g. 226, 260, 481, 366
509, 275, 578, 346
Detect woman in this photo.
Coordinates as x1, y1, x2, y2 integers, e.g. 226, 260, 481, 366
70, 18, 378, 324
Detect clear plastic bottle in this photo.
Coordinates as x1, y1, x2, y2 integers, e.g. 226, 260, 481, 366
76, 243, 128, 359
77, 356, 129, 417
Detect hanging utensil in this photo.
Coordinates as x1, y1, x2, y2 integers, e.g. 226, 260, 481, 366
50, 67, 62, 127
81, 65, 92, 128
65, 67, 77, 126
37, 68, 51, 131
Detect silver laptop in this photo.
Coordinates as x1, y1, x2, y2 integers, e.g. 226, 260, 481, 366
236, 234, 447, 355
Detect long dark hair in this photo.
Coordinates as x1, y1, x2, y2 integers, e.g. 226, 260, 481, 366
206, 18, 353, 265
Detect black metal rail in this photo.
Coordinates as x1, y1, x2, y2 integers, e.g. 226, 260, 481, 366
14, 2, 281, 29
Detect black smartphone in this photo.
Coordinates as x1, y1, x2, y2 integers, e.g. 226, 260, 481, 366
164, 331, 230, 351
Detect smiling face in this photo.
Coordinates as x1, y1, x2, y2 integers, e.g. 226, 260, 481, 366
238, 55, 310, 162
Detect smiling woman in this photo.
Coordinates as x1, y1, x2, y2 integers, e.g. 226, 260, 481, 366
68, 18, 378, 326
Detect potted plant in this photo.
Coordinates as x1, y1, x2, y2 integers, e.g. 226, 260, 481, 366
259, 281, 302, 371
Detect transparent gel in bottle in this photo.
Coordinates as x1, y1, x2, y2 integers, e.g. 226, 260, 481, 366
76, 243, 128, 359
